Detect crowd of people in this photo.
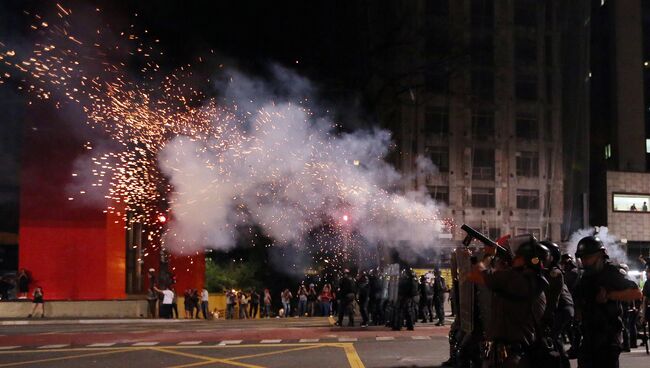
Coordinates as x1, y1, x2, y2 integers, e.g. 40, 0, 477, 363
441, 233, 650, 368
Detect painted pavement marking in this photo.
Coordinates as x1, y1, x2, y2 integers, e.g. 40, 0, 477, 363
218, 340, 243, 345
338, 337, 358, 342
375, 336, 395, 341
37, 344, 69, 349
177, 341, 202, 345
131, 342, 159, 346
86, 343, 116, 347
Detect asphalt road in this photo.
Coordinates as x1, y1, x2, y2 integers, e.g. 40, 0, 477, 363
0, 317, 647, 367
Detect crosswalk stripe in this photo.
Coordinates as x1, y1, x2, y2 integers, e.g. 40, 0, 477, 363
376, 336, 395, 341
177, 341, 202, 345
299, 339, 319, 343
338, 337, 358, 342
0, 346, 19, 350
38, 344, 69, 349
87, 343, 116, 347
260, 339, 282, 344
411, 336, 431, 340
218, 340, 243, 345
132, 342, 159, 346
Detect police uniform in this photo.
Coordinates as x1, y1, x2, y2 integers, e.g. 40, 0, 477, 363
482, 266, 546, 368
575, 261, 637, 367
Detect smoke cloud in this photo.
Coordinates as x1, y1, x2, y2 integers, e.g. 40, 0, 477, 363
158, 67, 443, 255
566, 226, 628, 264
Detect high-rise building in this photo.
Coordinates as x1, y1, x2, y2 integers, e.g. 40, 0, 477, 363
360, 0, 566, 243
589, 0, 650, 260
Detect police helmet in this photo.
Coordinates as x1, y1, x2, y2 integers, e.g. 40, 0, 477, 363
574, 236, 606, 259
540, 240, 561, 267
512, 234, 545, 269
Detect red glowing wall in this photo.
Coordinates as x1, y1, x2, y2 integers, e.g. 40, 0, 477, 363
18, 104, 204, 300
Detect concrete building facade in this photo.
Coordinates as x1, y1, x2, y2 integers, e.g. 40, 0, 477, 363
361, 0, 564, 242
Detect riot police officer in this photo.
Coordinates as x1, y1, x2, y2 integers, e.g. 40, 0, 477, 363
432, 268, 447, 326
393, 267, 418, 330
467, 235, 548, 367
574, 236, 642, 368
419, 275, 434, 323
336, 269, 357, 327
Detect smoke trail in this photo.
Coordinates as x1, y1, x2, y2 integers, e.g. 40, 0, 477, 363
158, 67, 443, 256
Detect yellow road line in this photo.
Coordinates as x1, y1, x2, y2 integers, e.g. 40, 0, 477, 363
154, 347, 264, 368
341, 343, 365, 368
227, 344, 324, 360
0, 348, 132, 367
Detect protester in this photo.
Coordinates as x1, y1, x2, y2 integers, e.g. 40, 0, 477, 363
281, 288, 292, 318
146, 286, 158, 318
201, 287, 209, 319
27, 286, 44, 318
239, 292, 249, 319
249, 288, 260, 319
170, 287, 179, 318
17, 269, 30, 299
153, 285, 174, 319
297, 284, 308, 317
307, 284, 318, 316
320, 284, 333, 317
191, 289, 200, 318
263, 288, 272, 318
225, 289, 236, 319
183, 289, 192, 318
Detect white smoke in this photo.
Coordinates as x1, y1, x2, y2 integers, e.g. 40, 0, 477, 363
158, 67, 443, 255
566, 226, 628, 264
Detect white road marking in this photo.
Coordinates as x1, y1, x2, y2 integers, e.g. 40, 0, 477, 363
87, 343, 116, 347
218, 340, 243, 345
299, 339, 319, 343
376, 336, 395, 341
338, 337, 358, 342
177, 341, 202, 345
132, 342, 159, 346
0, 346, 20, 350
260, 339, 282, 344
38, 344, 69, 349
411, 336, 431, 340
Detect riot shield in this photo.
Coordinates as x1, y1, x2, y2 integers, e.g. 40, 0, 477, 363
454, 248, 475, 334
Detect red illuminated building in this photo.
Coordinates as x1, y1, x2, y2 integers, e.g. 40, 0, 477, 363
18, 104, 204, 301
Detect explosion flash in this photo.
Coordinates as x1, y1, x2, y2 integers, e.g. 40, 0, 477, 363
0, 4, 448, 268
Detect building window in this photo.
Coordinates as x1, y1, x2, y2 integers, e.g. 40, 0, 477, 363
471, 69, 494, 100
470, 0, 494, 29
425, 72, 449, 93
605, 144, 612, 159
428, 185, 449, 205
516, 113, 538, 140
472, 148, 495, 180
425, 0, 449, 17
516, 151, 539, 177
424, 107, 449, 135
514, 0, 537, 28
470, 33, 494, 67
515, 35, 537, 64
471, 110, 495, 139
516, 73, 538, 100
425, 146, 449, 172
516, 189, 539, 209
516, 227, 541, 239
471, 187, 495, 208
612, 193, 650, 212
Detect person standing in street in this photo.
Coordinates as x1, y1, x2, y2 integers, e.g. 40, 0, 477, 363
153, 284, 174, 319
200, 288, 209, 319
432, 268, 447, 326
263, 288, 272, 318
336, 269, 356, 327
320, 284, 333, 317
281, 289, 292, 318
170, 287, 179, 318
574, 236, 642, 368
357, 273, 370, 327
146, 286, 158, 318
27, 286, 44, 318
249, 288, 260, 319
17, 269, 30, 299
419, 275, 434, 323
